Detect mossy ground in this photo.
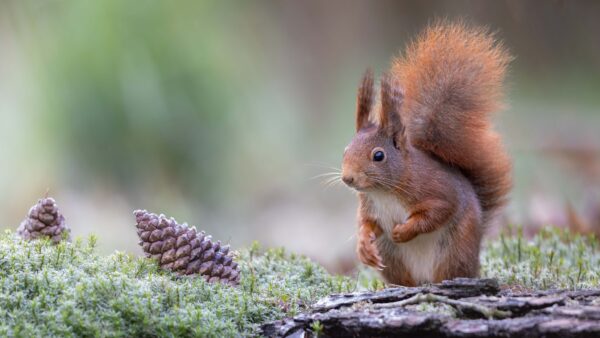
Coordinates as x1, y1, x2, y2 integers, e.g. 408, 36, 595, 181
0, 227, 599, 337
482, 226, 600, 290
0, 233, 353, 337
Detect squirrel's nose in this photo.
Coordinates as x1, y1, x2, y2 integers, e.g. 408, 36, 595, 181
342, 175, 354, 186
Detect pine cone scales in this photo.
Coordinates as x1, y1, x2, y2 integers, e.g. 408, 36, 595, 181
17, 197, 71, 243
134, 210, 240, 285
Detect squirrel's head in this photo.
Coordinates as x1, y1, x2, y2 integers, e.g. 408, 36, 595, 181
341, 70, 407, 192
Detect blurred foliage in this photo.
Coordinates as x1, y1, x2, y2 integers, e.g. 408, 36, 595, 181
1, 0, 599, 265
27, 1, 235, 203
4, 0, 599, 205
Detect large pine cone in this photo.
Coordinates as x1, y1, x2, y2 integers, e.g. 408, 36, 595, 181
134, 210, 240, 285
17, 197, 71, 244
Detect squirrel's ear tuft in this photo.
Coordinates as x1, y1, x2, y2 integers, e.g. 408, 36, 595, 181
356, 69, 374, 132
379, 74, 406, 149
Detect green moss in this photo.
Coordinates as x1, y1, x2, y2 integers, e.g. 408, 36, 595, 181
0, 233, 354, 337
482, 226, 600, 290
355, 226, 600, 291
2, 226, 599, 336
409, 302, 457, 317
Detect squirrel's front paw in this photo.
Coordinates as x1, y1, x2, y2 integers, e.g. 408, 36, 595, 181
357, 234, 384, 270
392, 223, 418, 243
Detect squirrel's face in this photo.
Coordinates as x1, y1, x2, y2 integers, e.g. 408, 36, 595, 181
341, 70, 407, 192
342, 127, 404, 191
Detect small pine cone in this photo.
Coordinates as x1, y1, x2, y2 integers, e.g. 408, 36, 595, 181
134, 210, 241, 286
17, 197, 71, 244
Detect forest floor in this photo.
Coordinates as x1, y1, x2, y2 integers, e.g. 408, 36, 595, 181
0, 227, 599, 337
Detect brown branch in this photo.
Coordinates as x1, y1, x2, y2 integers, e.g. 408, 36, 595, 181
372, 293, 512, 319
261, 278, 600, 338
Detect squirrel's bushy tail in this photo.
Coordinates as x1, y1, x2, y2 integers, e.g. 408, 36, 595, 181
392, 20, 512, 225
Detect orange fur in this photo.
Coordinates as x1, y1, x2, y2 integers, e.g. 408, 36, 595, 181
342, 21, 512, 286
392, 20, 513, 224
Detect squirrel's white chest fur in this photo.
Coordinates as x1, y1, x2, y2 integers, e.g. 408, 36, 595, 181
367, 192, 445, 284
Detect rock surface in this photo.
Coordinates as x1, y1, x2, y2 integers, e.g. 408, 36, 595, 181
261, 278, 600, 337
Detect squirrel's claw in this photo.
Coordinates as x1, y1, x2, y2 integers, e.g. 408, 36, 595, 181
357, 232, 384, 269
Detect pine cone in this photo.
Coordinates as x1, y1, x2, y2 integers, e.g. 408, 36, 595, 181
17, 197, 71, 244
134, 210, 240, 286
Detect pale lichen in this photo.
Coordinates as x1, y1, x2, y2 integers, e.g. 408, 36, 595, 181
0, 233, 354, 337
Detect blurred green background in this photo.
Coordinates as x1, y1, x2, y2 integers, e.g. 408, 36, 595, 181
1, 0, 599, 273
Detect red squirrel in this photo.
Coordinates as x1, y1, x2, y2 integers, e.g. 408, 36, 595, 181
341, 21, 512, 286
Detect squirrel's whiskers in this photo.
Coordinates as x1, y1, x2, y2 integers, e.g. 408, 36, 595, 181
342, 20, 512, 287
303, 163, 345, 190
322, 174, 343, 190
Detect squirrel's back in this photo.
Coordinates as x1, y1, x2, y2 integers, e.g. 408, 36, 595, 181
392, 21, 512, 225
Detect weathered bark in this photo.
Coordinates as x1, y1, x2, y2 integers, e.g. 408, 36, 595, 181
261, 278, 600, 338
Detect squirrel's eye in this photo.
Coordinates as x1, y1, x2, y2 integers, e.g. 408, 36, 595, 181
372, 150, 385, 162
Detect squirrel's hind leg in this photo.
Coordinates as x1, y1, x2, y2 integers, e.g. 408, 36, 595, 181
433, 209, 482, 281
376, 242, 417, 286
379, 258, 417, 287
